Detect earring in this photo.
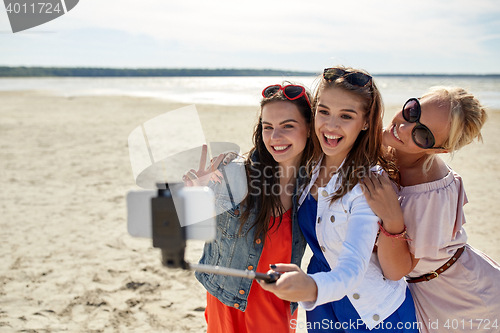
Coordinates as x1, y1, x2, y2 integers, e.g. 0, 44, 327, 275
363, 126, 368, 130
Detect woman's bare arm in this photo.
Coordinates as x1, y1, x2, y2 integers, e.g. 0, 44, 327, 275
361, 172, 419, 280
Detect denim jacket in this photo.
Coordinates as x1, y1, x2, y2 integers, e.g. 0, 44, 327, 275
195, 156, 308, 314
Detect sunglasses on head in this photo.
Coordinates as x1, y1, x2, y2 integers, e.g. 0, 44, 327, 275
323, 68, 372, 87
402, 98, 446, 150
262, 84, 311, 107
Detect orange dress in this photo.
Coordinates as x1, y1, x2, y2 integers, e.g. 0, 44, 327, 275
205, 209, 297, 333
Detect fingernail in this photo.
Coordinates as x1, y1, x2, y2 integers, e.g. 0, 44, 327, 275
270, 264, 276, 269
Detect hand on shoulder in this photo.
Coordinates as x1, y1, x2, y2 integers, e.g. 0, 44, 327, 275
360, 171, 404, 230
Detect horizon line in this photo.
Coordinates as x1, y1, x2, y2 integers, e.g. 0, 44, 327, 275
1, 66, 500, 77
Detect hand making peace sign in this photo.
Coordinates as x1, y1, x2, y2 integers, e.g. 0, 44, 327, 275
182, 144, 229, 187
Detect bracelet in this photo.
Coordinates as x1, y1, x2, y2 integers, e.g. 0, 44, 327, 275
378, 222, 412, 241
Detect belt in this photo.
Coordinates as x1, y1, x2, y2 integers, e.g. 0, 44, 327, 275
406, 246, 466, 283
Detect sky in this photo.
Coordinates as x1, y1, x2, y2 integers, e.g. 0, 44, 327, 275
1, 0, 500, 74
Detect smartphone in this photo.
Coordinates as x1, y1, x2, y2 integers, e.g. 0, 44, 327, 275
126, 185, 216, 241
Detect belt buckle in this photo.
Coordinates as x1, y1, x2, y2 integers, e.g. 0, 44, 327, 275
426, 271, 439, 281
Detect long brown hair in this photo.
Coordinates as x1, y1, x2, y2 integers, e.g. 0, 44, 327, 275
310, 66, 398, 202
240, 82, 315, 243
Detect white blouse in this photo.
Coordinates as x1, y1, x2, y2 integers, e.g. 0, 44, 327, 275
298, 158, 407, 330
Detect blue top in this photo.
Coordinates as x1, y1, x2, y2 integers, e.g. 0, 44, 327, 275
298, 193, 330, 273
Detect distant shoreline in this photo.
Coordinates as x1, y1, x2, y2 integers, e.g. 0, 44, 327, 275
1, 66, 500, 78
0, 67, 315, 77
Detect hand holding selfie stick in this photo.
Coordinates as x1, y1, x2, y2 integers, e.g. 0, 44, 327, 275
152, 183, 280, 283
188, 263, 281, 283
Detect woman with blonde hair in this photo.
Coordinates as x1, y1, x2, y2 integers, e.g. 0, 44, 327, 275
362, 86, 500, 332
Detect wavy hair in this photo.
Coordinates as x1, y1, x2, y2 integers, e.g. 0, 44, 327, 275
240, 81, 315, 244
310, 66, 398, 202
420, 86, 488, 173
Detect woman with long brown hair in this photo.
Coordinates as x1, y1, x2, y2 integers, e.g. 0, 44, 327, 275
261, 67, 418, 332
186, 82, 314, 332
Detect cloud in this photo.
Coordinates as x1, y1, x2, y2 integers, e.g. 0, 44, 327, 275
54, 0, 498, 58
1, 0, 499, 72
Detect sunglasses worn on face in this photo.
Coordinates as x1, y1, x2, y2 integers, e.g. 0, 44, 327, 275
323, 68, 372, 87
402, 98, 446, 150
262, 84, 311, 107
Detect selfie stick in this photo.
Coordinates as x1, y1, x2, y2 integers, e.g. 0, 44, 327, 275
188, 263, 281, 283
151, 183, 280, 283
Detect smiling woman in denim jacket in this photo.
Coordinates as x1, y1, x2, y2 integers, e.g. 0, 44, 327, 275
184, 83, 314, 333
260, 67, 419, 332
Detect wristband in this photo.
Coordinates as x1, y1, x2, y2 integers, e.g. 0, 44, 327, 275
378, 222, 412, 241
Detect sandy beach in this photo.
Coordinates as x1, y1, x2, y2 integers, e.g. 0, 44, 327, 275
1, 91, 499, 332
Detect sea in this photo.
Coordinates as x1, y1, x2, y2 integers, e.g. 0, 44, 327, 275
1, 76, 500, 109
